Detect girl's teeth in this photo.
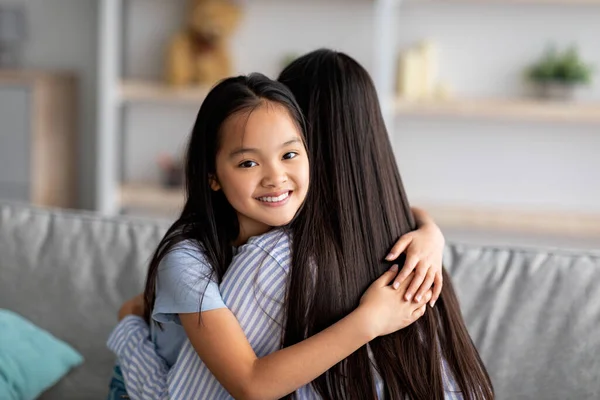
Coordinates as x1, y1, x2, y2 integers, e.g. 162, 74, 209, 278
259, 192, 289, 203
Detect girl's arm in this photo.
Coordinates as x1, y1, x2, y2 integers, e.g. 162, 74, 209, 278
107, 315, 171, 400
110, 270, 432, 400
180, 266, 432, 400
386, 206, 446, 307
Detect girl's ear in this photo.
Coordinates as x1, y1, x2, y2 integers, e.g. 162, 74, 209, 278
209, 174, 221, 191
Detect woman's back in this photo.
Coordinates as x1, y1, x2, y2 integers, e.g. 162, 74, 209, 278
279, 49, 494, 400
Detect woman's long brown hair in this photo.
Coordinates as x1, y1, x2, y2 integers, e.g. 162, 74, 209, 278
279, 49, 494, 400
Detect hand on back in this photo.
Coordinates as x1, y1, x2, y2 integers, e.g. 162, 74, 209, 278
358, 266, 432, 338
118, 293, 145, 321
386, 223, 445, 307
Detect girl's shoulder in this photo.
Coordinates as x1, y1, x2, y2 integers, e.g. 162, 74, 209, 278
159, 240, 210, 272
244, 228, 291, 250
232, 229, 292, 270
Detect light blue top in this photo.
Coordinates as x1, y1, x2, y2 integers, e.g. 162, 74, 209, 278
151, 242, 227, 367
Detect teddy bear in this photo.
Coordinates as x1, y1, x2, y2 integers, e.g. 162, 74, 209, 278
166, 0, 242, 87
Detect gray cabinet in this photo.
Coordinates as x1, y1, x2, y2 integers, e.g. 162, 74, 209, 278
0, 71, 77, 207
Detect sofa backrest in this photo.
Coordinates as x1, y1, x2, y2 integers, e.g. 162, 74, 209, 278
444, 242, 600, 400
1, 201, 599, 399
0, 202, 169, 399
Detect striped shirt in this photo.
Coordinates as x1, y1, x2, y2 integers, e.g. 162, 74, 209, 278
108, 229, 463, 399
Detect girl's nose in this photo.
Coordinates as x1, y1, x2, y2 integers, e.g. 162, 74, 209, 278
262, 165, 288, 188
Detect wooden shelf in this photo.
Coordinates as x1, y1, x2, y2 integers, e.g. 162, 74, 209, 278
118, 183, 600, 237
395, 98, 600, 123
119, 183, 184, 214
412, 0, 600, 4
119, 80, 210, 105
426, 205, 600, 237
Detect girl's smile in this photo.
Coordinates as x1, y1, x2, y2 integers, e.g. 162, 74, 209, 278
256, 190, 292, 206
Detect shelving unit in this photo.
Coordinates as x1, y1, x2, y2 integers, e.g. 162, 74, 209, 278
395, 98, 600, 123
426, 205, 600, 237
389, 0, 600, 238
97, 0, 211, 215
96, 0, 600, 237
119, 81, 210, 105
120, 183, 184, 215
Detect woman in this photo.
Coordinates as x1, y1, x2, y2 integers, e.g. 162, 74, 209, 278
278, 49, 493, 399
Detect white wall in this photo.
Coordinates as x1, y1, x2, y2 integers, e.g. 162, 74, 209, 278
0, 0, 98, 209
393, 2, 600, 213
394, 118, 600, 212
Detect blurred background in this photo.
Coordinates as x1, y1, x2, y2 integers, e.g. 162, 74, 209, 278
1, 0, 599, 249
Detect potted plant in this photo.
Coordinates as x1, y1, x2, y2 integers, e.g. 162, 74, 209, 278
526, 45, 594, 101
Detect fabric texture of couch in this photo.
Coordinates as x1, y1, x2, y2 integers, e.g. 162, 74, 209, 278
0, 201, 599, 399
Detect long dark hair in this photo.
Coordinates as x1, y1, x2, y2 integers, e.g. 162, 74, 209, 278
279, 49, 493, 399
143, 74, 306, 322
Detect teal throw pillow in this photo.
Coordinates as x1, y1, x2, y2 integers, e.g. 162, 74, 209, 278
0, 309, 84, 400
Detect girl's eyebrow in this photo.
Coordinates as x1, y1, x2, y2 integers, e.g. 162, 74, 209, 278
282, 138, 302, 147
229, 147, 258, 158
228, 138, 302, 159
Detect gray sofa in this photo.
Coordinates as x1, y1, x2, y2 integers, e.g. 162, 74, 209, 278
1, 201, 599, 399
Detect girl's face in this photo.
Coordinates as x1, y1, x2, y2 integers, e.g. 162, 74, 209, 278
211, 102, 309, 243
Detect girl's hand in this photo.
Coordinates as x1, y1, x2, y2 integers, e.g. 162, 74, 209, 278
118, 293, 145, 321
359, 265, 432, 338
385, 221, 445, 308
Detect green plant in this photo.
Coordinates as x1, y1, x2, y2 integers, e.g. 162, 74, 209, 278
526, 45, 594, 86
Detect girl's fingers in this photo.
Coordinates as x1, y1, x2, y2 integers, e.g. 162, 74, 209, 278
394, 255, 419, 290
386, 234, 412, 261
414, 270, 436, 303
377, 264, 399, 286
404, 261, 428, 301
412, 304, 427, 319
431, 272, 443, 307
424, 290, 433, 305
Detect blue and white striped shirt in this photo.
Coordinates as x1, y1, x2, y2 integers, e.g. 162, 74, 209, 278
108, 229, 463, 399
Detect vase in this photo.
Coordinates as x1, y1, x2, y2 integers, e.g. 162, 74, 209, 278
536, 82, 577, 101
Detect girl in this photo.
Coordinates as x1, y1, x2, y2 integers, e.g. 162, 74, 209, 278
109, 73, 439, 399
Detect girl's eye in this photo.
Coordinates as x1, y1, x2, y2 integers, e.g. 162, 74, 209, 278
283, 152, 298, 160
239, 160, 257, 168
